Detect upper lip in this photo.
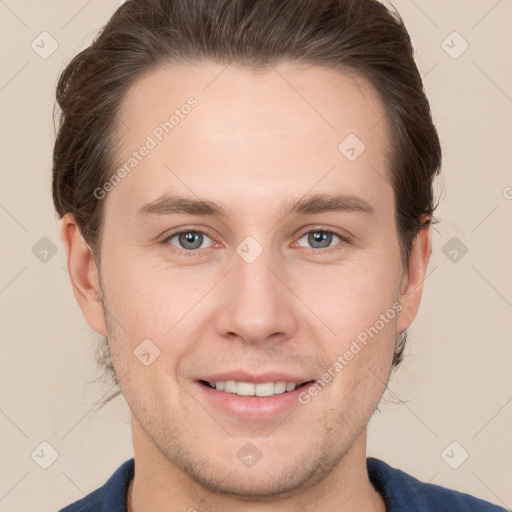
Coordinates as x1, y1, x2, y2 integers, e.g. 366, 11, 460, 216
197, 371, 314, 385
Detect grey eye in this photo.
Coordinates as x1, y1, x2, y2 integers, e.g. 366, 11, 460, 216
297, 231, 341, 249
168, 231, 213, 250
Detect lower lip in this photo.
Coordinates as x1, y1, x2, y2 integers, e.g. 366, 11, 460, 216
195, 381, 312, 420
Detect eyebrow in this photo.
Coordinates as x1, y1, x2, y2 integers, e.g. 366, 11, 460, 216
134, 192, 375, 221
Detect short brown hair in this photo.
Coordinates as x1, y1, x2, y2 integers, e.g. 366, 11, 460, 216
52, 0, 442, 398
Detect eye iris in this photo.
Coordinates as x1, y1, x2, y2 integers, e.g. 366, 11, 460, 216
309, 231, 332, 249
179, 232, 203, 250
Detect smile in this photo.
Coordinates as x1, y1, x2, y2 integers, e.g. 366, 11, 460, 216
200, 380, 312, 397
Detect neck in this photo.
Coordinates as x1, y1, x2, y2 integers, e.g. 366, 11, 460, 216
127, 417, 385, 512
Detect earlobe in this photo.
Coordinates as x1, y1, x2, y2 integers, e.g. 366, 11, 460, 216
396, 225, 432, 334
61, 213, 107, 336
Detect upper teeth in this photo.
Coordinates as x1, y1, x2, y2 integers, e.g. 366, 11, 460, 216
208, 380, 298, 396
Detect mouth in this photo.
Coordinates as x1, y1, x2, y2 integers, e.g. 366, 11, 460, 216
198, 379, 315, 397
194, 372, 317, 419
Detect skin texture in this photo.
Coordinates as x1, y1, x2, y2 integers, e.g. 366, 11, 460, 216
62, 62, 431, 511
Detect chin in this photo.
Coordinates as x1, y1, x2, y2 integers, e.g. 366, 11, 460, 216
183, 462, 314, 501
169, 437, 339, 502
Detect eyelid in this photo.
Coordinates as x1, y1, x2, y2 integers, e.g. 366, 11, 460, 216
163, 225, 215, 239
294, 226, 351, 245
162, 226, 218, 251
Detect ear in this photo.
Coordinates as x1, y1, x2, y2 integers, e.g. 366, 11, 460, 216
396, 224, 432, 334
61, 213, 107, 336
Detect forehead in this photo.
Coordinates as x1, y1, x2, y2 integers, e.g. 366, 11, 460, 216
109, 61, 392, 218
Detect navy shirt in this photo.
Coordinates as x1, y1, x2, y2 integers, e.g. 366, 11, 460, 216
58, 457, 507, 511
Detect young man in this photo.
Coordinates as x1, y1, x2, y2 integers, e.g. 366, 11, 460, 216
53, 0, 505, 510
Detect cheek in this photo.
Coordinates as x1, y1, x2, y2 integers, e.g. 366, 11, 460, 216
294, 257, 401, 393
296, 257, 402, 338
101, 251, 207, 335
298, 279, 398, 415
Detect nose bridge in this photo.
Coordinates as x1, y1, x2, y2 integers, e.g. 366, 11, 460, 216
215, 243, 297, 343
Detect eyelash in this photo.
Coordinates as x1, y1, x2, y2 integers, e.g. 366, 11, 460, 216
294, 228, 350, 252
162, 226, 350, 255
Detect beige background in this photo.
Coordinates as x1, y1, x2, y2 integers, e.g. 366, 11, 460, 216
1, 1, 511, 510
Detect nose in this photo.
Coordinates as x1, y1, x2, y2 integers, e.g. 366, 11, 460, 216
213, 248, 298, 345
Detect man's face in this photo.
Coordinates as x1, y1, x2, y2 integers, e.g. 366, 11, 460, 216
87, 62, 418, 496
